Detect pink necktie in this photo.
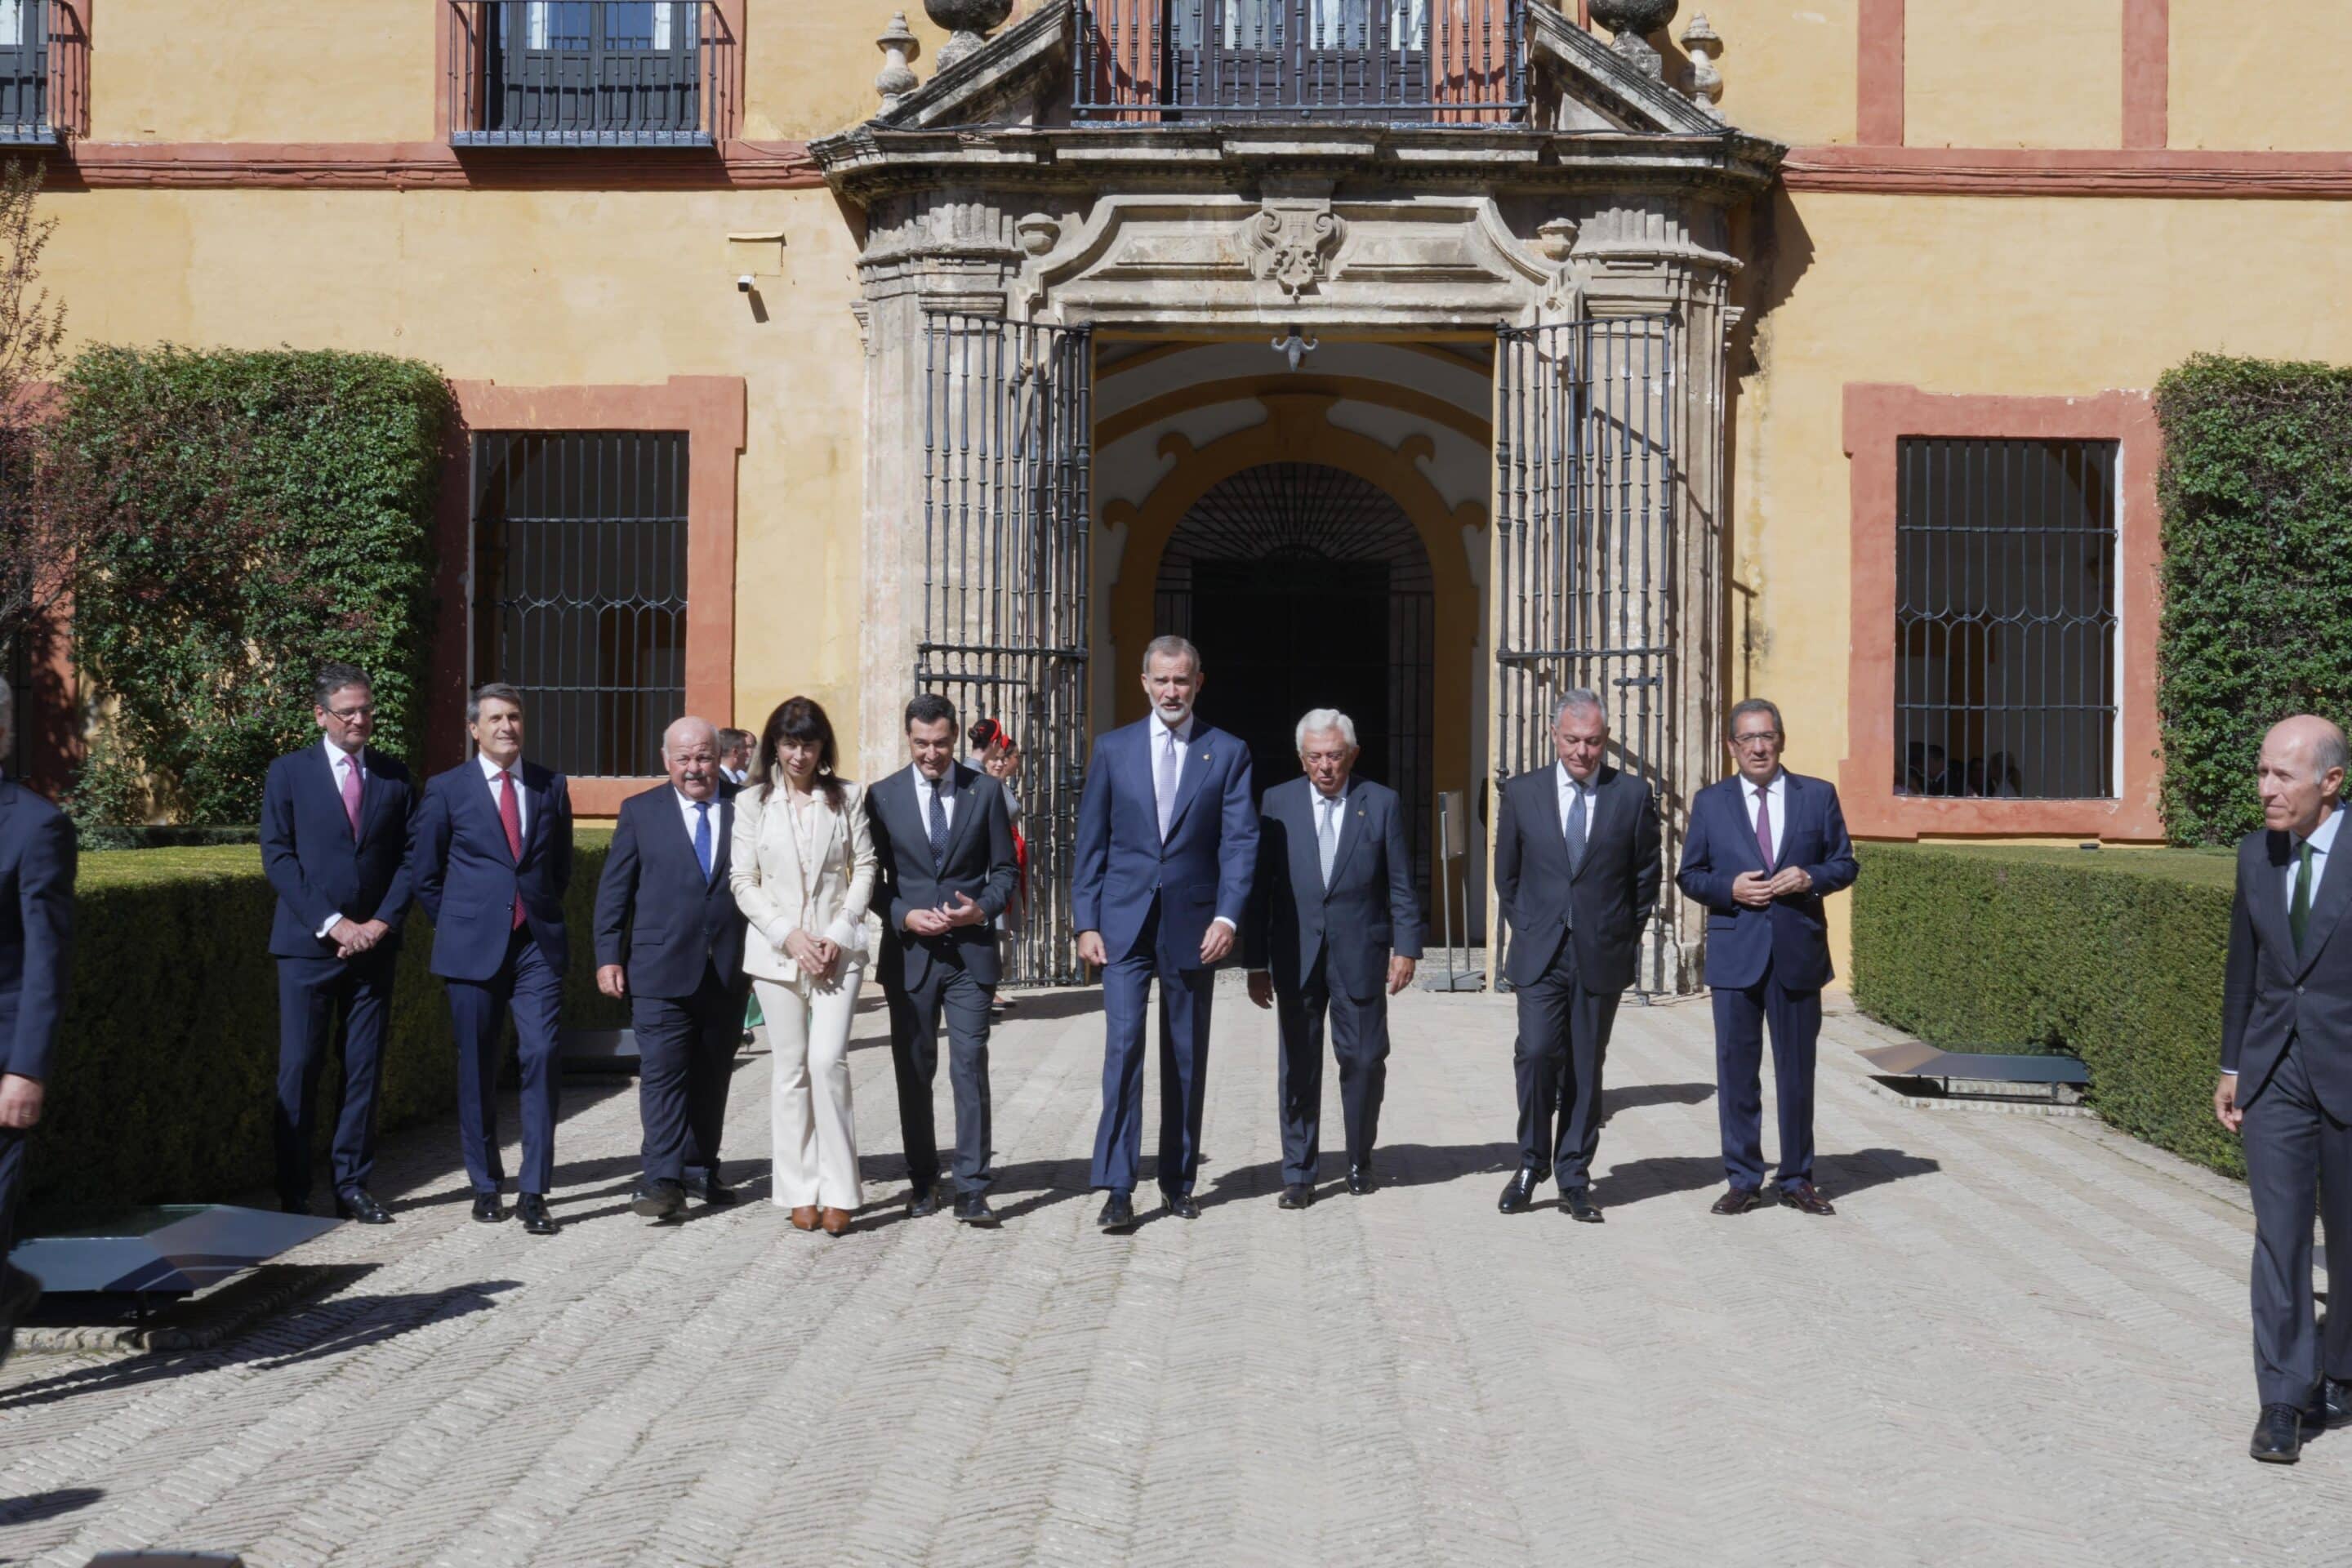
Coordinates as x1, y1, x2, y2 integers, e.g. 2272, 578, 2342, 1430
499, 770, 528, 929
1754, 785, 1775, 867
340, 755, 363, 839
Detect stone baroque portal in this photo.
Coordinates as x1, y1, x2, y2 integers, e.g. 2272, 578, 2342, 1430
814, 0, 1783, 995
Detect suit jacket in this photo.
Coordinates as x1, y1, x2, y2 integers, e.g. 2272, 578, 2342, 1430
1674, 770, 1859, 991
1071, 715, 1258, 967
869, 762, 1018, 991
408, 758, 573, 982
1491, 763, 1662, 995
0, 777, 73, 1082
2223, 821, 2352, 1113
1245, 775, 1424, 1000
730, 780, 877, 984
591, 782, 748, 1000
260, 742, 417, 965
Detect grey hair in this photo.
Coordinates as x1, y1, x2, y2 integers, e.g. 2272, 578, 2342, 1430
1294, 707, 1357, 752
662, 715, 719, 755
1141, 635, 1203, 677
2316, 726, 2352, 786
1550, 688, 1606, 726
1728, 697, 1784, 737
313, 662, 372, 710
466, 681, 525, 725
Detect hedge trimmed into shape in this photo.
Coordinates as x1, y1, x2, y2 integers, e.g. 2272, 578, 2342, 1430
29, 828, 626, 1223
1851, 841, 2241, 1178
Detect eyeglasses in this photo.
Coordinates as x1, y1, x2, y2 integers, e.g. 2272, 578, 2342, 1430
1731, 731, 1781, 747
327, 705, 375, 722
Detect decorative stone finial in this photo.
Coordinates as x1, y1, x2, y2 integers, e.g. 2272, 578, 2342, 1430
875, 11, 920, 112
1588, 0, 1678, 79
927, 0, 1013, 73
1680, 12, 1723, 120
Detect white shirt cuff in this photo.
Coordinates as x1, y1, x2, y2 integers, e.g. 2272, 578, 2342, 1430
2220, 1068, 2238, 1076
1211, 915, 1237, 933
318, 912, 346, 938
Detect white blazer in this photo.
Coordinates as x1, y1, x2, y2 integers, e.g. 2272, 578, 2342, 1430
730, 778, 877, 983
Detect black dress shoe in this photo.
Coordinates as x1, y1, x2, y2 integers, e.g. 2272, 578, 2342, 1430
1561, 1187, 1604, 1223
1778, 1180, 1837, 1217
630, 1179, 687, 1221
2305, 1378, 2351, 1431
0, 1262, 42, 1370
1497, 1169, 1541, 1214
953, 1193, 1000, 1227
1347, 1165, 1374, 1196
1163, 1191, 1201, 1220
682, 1173, 737, 1207
906, 1185, 942, 1218
1277, 1182, 1314, 1209
516, 1194, 561, 1236
1710, 1186, 1764, 1216
471, 1192, 507, 1224
335, 1190, 394, 1225
2252, 1402, 2305, 1463
1098, 1192, 1137, 1232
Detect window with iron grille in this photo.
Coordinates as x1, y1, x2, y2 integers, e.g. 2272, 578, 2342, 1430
460, 1, 709, 147
471, 431, 687, 778
1895, 437, 2118, 801
0, 1, 56, 145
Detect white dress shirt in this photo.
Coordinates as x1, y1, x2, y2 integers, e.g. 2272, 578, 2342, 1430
318, 737, 368, 937
478, 751, 528, 842
2224, 805, 2343, 1076
916, 768, 956, 835
1740, 768, 1788, 865
1152, 710, 1233, 933
675, 786, 719, 869
1555, 761, 1597, 849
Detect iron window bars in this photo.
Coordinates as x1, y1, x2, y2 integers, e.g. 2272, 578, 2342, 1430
449, 1, 726, 148
0, 2, 80, 145
1894, 437, 2118, 801
471, 431, 689, 778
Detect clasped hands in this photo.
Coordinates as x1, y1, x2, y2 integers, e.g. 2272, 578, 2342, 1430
1731, 866, 1812, 908
329, 917, 393, 961
784, 929, 844, 982
903, 892, 987, 938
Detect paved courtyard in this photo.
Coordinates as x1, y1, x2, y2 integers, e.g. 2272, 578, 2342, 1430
0, 981, 2345, 1566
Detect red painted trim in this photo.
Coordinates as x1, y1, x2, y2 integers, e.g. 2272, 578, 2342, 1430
50, 0, 90, 139
1575, 0, 1588, 26
29, 138, 822, 190
439, 377, 747, 808
1784, 145, 2352, 198
1856, 0, 1903, 146
1839, 384, 2164, 843
2122, 0, 2168, 150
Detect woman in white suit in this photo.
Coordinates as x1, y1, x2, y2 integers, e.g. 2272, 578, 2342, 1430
730, 697, 875, 1236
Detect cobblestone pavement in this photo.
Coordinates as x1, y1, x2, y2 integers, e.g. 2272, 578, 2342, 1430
0, 982, 2346, 1566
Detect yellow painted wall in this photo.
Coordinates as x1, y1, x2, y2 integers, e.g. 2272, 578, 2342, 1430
1658, 0, 1858, 148
2170, 5, 2352, 152
89, 0, 438, 143
1903, 0, 2122, 149
744, 0, 959, 140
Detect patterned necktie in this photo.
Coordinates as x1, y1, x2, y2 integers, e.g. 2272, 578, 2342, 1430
2292, 840, 2314, 954
340, 753, 363, 840
927, 777, 950, 869
498, 769, 526, 929
1563, 779, 1588, 874
693, 800, 713, 884
1318, 792, 1340, 889
1754, 783, 1775, 869
1156, 728, 1180, 842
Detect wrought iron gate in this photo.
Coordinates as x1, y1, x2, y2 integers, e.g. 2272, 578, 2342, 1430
919, 314, 1095, 987
1493, 315, 1693, 995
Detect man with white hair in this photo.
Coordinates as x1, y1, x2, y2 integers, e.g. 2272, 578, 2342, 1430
594, 716, 751, 1221
1245, 708, 1422, 1207
2219, 713, 2352, 1462
0, 680, 73, 1361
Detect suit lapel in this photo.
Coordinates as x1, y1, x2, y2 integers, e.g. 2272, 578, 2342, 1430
2250, 832, 2295, 966
939, 764, 986, 868
2296, 827, 2352, 977
474, 764, 519, 866
1568, 769, 1614, 883
1322, 782, 1366, 897
1165, 724, 1214, 840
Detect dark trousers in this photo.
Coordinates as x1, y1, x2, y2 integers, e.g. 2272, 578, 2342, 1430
1275, 954, 1391, 1185
884, 955, 996, 1196
1711, 960, 1824, 1190
2243, 1039, 2352, 1408
1512, 948, 1619, 1189
0, 1120, 24, 1258
274, 955, 393, 1205
447, 928, 564, 1196
633, 964, 745, 1187
1093, 903, 1214, 1198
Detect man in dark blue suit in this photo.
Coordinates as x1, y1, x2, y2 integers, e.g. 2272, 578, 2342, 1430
1245, 707, 1422, 1208
1073, 635, 1257, 1231
409, 682, 573, 1236
260, 662, 416, 1223
594, 716, 749, 1223
0, 683, 73, 1358
1675, 697, 1859, 1218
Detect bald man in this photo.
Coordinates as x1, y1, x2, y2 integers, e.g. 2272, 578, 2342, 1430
2220, 715, 2352, 1462
595, 718, 751, 1220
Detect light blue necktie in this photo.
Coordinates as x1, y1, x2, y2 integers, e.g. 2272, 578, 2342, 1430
693, 801, 713, 883
1563, 780, 1588, 874
1318, 793, 1341, 889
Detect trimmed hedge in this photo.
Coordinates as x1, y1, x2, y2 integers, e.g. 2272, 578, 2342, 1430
27, 827, 625, 1223
1850, 842, 2242, 1178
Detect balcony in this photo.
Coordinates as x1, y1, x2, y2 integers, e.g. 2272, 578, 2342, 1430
1073, 0, 1526, 124
447, 2, 732, 149
0, 2, 87, 146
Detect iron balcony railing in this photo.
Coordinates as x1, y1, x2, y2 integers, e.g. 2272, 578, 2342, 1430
448, 2, 732, 149
1073, 0, 1526, 123
0, 2, 82, 145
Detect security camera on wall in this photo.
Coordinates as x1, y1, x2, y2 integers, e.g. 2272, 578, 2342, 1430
737, 274, 755, 293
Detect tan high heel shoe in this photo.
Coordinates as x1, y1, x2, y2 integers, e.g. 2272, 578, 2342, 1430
790, 1205, 819, 1232
819, 1205, 852, 1236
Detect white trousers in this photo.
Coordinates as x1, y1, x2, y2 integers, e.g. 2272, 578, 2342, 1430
755, 968, 864, 1210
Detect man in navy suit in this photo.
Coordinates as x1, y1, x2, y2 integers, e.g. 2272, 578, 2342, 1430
1245, 708, 1422, 1208
1675, 697, 1859, 1217
260, 662, 416, 1223
1073, 635, 1258, 1232
409, 682, 573, 1236
868, 693, 1018, 1226
594, 716, 749, 1223
0, 682, 73, 1359
1493, 688, 1662, 1223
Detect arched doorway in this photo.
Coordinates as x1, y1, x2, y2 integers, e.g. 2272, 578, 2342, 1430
1152, 461, 1435, 889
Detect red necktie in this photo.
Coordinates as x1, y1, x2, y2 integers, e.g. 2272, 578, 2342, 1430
1754, 784, 1775, 868
499, 769, 527, 929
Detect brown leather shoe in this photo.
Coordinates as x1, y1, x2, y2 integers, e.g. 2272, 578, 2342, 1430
1710, 1185, 1765, 1216
790, 1205, 819, 1232
1778, 1180, 1836, 1216
819, 1205, 853, 1236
